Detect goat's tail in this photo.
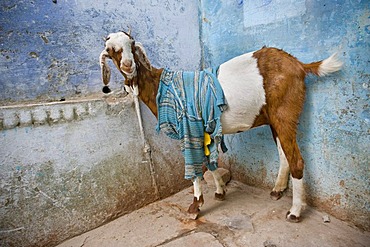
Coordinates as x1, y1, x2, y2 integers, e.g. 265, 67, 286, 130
303, 53, 343, 77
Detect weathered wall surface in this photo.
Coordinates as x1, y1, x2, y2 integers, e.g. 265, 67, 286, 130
0, 0, 201, 103
0, 95, 190, 247
0, 0, 198, 246
200, 0, 369, 230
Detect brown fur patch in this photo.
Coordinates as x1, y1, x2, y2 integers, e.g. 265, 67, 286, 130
252, 47, 308, 179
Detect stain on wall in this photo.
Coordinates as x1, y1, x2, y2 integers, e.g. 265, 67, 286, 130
200, 0, 369, 230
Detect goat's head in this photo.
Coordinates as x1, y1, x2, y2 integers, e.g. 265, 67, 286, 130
99, 31, 152, 93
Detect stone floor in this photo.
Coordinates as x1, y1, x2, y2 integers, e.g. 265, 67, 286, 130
57, 181, 370, 247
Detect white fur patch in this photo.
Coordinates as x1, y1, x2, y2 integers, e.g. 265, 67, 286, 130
289, 177, 306, 217
273, 137, 290, 192
193, 177, 202, 200
318, 53, 343, 76
218, 52, 266, 134
211, 170, 225, 194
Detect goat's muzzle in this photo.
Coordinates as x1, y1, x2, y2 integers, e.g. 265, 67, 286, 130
120, 59, 135, 75
120, 66, 137, 80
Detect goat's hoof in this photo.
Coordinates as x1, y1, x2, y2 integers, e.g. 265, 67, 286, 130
188, 211, 200, 220
286, 211, 300, 223
270, 191, 284, 201
187, 195, 203, 220
214, 191, 226, 201
187, 205, 200, 220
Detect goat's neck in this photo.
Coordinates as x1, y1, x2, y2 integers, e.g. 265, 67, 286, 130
126, 66, 163, 118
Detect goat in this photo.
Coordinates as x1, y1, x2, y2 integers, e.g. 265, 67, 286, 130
99, 31, 343, 221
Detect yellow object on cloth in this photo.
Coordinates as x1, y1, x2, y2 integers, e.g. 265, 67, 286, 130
204, 132, 211, 156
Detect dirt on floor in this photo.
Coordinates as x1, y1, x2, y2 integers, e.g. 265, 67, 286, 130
57, 180, 370, 247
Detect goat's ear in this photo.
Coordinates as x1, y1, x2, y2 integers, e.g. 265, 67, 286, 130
99, 50, 111, 86
135, 42, 152, 71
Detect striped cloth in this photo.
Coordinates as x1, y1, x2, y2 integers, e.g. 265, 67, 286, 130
156, 68, 228, 180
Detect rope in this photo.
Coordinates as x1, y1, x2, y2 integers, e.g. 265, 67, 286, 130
131, 85, 160, 200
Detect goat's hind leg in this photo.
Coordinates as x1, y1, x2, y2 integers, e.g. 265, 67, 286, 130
287, 175, 306, 223
211, 169, 226, 201
275, 131, 306, 222
270, 135, 290, 200
187, 176, 204, 219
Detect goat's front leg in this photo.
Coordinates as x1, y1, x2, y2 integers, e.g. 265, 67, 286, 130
211, 169, 226, 201
187, 177, 204, 219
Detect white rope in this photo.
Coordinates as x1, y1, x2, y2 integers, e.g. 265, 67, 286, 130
130, 84, 159, 199
131, 85, 150, 153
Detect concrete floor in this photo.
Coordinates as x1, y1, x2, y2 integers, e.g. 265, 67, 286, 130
57, 181, 369, 247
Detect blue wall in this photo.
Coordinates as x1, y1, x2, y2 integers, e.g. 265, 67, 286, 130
0, 0, 201, 103
200, 0, 369, 229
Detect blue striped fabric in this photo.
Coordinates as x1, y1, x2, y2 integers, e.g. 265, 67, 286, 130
156, 68, 228, 180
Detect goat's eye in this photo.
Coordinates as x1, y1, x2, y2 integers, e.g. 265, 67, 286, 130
106, 47, 110, 52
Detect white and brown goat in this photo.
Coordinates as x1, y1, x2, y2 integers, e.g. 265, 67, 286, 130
99, 31, 342, 222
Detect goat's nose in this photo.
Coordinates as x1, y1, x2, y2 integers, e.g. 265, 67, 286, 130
122, 59, 133, 68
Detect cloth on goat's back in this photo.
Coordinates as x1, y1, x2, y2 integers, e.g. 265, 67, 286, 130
156, 68, 228, 180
